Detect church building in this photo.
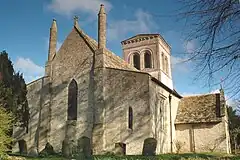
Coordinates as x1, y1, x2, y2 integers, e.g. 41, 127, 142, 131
13, 4, 231, 155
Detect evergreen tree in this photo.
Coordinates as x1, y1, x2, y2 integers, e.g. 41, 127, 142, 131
227, 106, 240, 153
0, 50, 29, 132
0, 51, 14, 87
0, 107, 13, 157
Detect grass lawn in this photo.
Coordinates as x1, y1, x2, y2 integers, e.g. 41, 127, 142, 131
7, 153, 240, 160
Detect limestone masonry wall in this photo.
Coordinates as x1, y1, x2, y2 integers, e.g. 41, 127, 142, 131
149, 80, 181, 154
176, 120, 228, 153
103, 68, 150, 155
49, 27, 96, 152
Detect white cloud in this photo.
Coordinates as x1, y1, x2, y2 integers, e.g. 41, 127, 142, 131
171, 56, 189, 73
56, 41, 62, 51
182, 88, 222, 97
210, 89, 220, 94
14, 57, 44, 83
226, 99, 236, 107
108, 9, 158, 41
181, 92, 203, 97
47, 0, 112, 17
45, 38, 62, 52
184, 40, 197, 54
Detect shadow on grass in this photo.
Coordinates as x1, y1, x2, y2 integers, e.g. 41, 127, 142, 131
8, 153, 240, 160
94, 153, 238, 160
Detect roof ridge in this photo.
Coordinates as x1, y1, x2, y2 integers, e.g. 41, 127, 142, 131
182, 92, 218, 98
74, 26, 137, 71
74, 26, 98, 51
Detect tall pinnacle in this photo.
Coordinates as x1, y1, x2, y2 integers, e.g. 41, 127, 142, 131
99, 4, 106, 14
74, 16, 79, 28
98, 4, 106, 49
51, 18, 57, 31
48, 19, 57, 61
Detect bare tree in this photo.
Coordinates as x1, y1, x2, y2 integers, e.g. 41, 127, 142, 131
178, 0, 240, 97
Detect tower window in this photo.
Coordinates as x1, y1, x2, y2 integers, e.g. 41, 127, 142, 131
128, 107, 133, 129
162, 53, 165, 72
144, 51, 152, 68
165, 56, 169, 75
68, 79, 78, 120
133, 53, 140, 70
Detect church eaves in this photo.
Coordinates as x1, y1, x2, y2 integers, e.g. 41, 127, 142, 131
121, 34, 171, 49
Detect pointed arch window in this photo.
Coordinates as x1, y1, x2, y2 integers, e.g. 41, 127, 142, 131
128, 107, 133, 129
133, 53, 140, 70
68, 79, 78, 120
144, 51, 152, 68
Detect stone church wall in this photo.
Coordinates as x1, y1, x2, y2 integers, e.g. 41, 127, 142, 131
175, 119, 229, 153
149, 80, 180, 154
48, 27, 98, 152
103, 68, 150, 155
12, 76, 51, 153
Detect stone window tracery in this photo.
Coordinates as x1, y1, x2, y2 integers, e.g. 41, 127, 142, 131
133, 53, 140, 70
67, 79, 78, 120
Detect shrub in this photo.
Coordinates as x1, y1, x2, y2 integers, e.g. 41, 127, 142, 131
175, 140, 184, 154
0, 107, 13, 158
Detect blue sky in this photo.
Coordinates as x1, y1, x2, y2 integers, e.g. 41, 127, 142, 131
0, 0, 226, 97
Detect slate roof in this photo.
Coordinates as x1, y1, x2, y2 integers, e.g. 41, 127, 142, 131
175, 93, 224, 124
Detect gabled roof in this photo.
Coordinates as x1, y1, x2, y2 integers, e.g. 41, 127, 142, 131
175, 93, 224, 124
74, 26, 137, 71
74, 26, 183, 98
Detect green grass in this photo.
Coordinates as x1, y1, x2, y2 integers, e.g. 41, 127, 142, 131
7, 153, 240, 160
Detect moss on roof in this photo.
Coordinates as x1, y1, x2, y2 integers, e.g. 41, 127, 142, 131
175, 93, 224, 124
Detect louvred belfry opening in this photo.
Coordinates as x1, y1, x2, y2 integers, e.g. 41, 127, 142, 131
133, 53, 140, 70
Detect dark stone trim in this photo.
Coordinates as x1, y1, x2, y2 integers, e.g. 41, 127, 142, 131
151, 77, 182, 99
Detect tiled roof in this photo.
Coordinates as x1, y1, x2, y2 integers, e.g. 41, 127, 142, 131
175, 93, 224, 124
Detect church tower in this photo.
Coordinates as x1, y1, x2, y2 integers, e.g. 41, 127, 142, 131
121, 34, 173, 89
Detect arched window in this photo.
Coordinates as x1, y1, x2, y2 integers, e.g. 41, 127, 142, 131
165, 56, 169, 75
133, 53, 140, 70
161, 53, 165, 72
68, 79, 78, 120
144, 51, 152, 68
128, 107, 133, 129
